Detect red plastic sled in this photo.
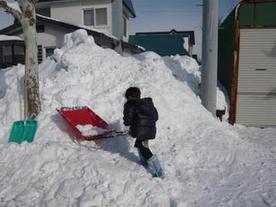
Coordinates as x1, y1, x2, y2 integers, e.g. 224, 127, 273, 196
57, 106, 114, 140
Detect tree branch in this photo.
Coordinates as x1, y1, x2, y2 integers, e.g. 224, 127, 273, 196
0, 0, 22, 23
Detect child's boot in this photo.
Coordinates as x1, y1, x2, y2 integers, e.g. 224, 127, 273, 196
146, 155, 164, 177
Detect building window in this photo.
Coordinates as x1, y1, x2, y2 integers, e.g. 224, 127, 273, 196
36, 25, 45, 33
96, 8, 107, 25
37, 45, 43, 64
0, 44, 24, 67
84, 9, 95, 26
37, 8, 50, 17
46, 47, 55, 57
83, 8, 107, 26
2, 46, 12, 64
14, 45, 24, 63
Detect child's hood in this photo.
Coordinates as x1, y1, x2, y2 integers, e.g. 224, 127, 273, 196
136, 97, 156, 115
139, 97, 154, 106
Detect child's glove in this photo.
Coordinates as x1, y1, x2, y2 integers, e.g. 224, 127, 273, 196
124, 126, 134, 136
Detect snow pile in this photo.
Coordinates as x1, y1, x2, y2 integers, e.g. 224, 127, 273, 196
0, 29, 275, 206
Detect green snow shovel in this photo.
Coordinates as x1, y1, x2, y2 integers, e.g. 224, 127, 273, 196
8, 119, 38, 144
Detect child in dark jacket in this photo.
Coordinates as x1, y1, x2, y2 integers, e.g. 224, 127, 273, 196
123, 87, 164, 177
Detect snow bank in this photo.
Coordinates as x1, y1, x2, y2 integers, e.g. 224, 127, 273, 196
0, 29, 275, 206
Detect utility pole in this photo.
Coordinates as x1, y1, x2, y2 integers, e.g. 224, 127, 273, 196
201, 0, 218, 116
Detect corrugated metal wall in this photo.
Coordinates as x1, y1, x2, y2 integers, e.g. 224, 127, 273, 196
236, 94, 276, 126
237, 28, 276, 126
218, 10, 235, 96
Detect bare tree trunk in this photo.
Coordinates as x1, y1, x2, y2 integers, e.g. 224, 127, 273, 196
0, 0, 41, 119
21, 0, 41, 119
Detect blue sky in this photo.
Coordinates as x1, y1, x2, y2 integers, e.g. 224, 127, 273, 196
129, 0, 239, 33
0, 0, 240, 57
129, 0, 240, 57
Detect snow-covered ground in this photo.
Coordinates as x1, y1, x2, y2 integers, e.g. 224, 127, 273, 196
0, 30, 275, 207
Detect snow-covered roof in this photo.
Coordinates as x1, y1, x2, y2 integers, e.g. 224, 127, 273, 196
0, 35, 22, 42
0, 14, 143, 56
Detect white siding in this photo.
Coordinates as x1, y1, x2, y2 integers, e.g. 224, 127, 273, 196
238, 28, 276, 93
237, 28, 276, 126
112, 0, 124, 40
51, 0, 112, 35
37, 24, 72, 59
37, 25, 68, 48
122, 5, 133, 41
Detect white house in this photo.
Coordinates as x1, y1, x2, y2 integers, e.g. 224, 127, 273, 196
0, 0, 141, 65
36, 0, 136, 42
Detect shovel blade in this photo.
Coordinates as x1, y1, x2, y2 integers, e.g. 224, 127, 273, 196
8, 120, 38, 144
8, 121, 25, 144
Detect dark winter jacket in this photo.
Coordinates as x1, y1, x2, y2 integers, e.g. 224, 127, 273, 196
123, 97, 158, 140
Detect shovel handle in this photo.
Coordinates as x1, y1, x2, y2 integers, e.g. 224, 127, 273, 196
84, 130, 129, 140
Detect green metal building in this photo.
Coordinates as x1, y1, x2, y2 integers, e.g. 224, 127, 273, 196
218, 0, 276, 127
129, 30, 195, 57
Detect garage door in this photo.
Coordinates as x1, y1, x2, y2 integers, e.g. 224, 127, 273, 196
237, 28, 276, 127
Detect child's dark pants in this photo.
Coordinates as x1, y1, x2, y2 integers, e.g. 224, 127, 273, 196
134, 139, 153, 161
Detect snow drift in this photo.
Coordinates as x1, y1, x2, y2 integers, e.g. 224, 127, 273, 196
0, 29, 275, 207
